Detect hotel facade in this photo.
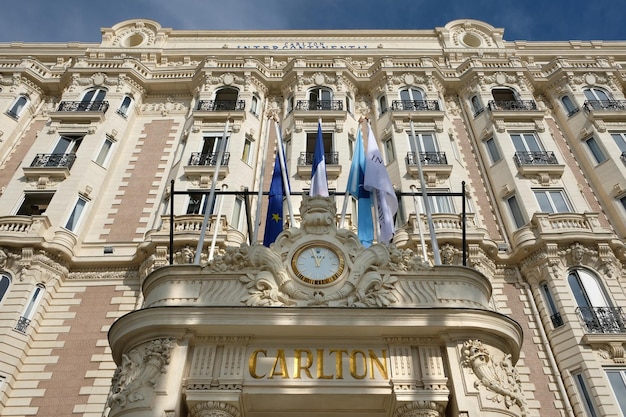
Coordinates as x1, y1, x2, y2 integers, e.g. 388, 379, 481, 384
0, 18, 626, 417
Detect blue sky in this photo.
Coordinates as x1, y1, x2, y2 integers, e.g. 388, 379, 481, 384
0, 0, 623, 43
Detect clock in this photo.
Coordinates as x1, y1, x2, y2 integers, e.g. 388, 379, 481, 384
291, 243, 345, 285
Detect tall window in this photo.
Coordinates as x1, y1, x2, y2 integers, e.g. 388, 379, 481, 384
611, 133, 626, 153
65, 196, 88, 232
470, 95, 484, 116
606, 370, 626, 416
52, 134, 83, 156
569, 268, 619, 333
117, 95, 132, 117
242, 136, 254, 165
534, 189, 572, 213
383, 137, 395, 164
308, 87, 334, 109
214, 87, 240, 110
250, 95, 260, 116
232, 196, 245, 231
346, 94, 353, 114
186, 193, 216, 215
306, 130, 333, 158
199, 134, 230, 165
491, 87, 517, 102
574, 372, 598, 417
399, 87, 424, 102
420, 192, 454, 214
0, 274, 10, 305
15, 284, 45, 333
561, 95, 578, 116
95, 136, 115, 166
485, 137, 501, 164
378, 95, 388, 115
286, 95, 294, 114
620, 195, 626, 213
510, 133, 543, 153
507, 195, 525, 228
584, 87, 611, 102
540, 282, 563, 328
585, 137, 606, 164
79, 88, 107, 110
16, 192, 54, 216
7, 95, 29, 118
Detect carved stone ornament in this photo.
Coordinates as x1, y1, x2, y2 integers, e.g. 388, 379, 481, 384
189, 401, 241, 417
395, 401, 445, 417
461, 340, 528, 417
107, 338, 175, 409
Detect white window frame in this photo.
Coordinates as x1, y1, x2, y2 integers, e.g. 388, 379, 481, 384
399, 87, 424, 102
574, 372, 598, 417
241, 135, 254, 165
606, 369, 626, 416
506, 195, 526, 229
64, 196, 88, 232
7, 95, 29, 118
612, 132, 626, 153
408, 132, 439, 154
232, 196, 245, 232
485, 137, 501, 164
584, 87, 611, 102
419, 191, 454, 214
250, 95, 260, 117
534, 189, 572, 213
561, 95, 578, 116
52, 134, 84, 155
117, 95, 133, 118
470, 95, 484, 116
186, 192, 216, 215
585, 137, 606, 164
510, 132, 544, 153
378, 95, 388, 115
94, 136, 115, 167
79, 88, 107, 110
383, 137, 395, 164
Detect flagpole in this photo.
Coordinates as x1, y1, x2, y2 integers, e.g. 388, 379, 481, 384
253, 114, 274, 243
409, 119, 441, 265
340, 120, 361, 228
410, 184, 428, 260
208, 184, 227, 262
194, 117, 230, 265
273, 119, 295, 227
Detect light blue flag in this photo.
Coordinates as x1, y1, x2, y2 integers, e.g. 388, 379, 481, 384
346, 128, 374, 247
310, 120, 329, 197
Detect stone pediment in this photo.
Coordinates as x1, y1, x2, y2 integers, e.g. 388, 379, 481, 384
142, 197, 492, 310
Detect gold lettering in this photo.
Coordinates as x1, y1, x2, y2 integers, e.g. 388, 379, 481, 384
269, 349, 290, 379
249, 349, 267, 379
294, 349, 313, 379
350, 350, 367, 379
368, 349, 388, 379
329, 348, 348, 379
317, 348, 333, 379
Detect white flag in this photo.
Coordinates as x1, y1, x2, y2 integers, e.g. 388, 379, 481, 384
363, 123, 397, 243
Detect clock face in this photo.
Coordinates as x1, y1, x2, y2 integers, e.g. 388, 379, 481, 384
292, 243, 345, 285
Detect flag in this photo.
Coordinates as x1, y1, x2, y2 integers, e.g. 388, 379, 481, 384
346, 128, 374, 247
310, 120, 329, 197
263, 148, 288, 246
364, 123, 398, 243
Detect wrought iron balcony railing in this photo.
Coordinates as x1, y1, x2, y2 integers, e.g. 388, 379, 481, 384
550, 312, 564, 328
621, 151, 626, 164
577, 306, 626, 333
583, 100, 626, 111
488, 100, 538, 111
196, 100, 246, 111
513, 151, 559, 166
188, 152, 230, 166
295, 100, 343, 111
56, 101, 109, 112
14, 316, 31, 333
30, 153, 77, 169
391, 100, 440, 111
407, 151, 448, 165
298, 152, 339, 165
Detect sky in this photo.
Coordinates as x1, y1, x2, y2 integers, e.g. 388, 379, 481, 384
0, 0, 624, 44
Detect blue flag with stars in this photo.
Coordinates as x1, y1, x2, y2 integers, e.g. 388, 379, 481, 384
263, 148, 289, 246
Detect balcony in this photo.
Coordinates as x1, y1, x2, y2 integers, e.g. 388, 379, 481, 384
296, 152, 341, 179
487, 100, 542, 123
488, 100, 537, 111
292, 100, 346, 126
577, 307, 626, 334
14, 316, 31, 333
23, 153, 77, 180
391, 100, 440, 111
389, 100, 444, 131
513, 151, 564, 181
50, 101, 109, 122
406, 151, 452, 183
183, 152, 230, 181
584, 100, 626, 121
296, 100, 343, 111
192, 100, 246, 126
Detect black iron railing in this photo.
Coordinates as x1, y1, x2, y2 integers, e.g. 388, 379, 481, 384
298, 152, 339, 165
488, 100, 537, 111
188, 152, 230, 166
407, 151, 448, 165
577, 306, 626, 333
295, 100, 344, 111
196, 100, 246, 111
56, 101, 109, 112
550, 312, 564, 328
621, 152, 626, 164
513, 151, 559, 166
14, 316, 31, 333
391, 100, 440, 111
583, 100, 626, 111
30, 153, 77, 169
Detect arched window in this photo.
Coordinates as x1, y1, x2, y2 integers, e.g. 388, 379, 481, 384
378, 95, 388, 115
250, 95, 260, 116
584, 87, 614, 110
560, 95, 578, 116
15, 283, 45, 333
117, 95, 133, 118
307, 87, 335, 110
491, 87, 518, 102
470, 95, 484, 116
568, 268, 620, 333
214, 87, 241, 111
396, 87, 425, 110
7, 95, 29, 118
0, 274, 10, 304
79, 88, 108, 111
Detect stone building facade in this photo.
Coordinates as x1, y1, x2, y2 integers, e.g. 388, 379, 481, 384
0, 18, 625, 417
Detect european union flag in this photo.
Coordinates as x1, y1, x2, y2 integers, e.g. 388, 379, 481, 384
263, 149, 288, 246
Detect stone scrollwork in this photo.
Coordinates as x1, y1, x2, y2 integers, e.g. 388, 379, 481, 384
461, 340, 528, 417
107, 338, 176, 409
189, 401, 241, 417
395, 401, 445, 417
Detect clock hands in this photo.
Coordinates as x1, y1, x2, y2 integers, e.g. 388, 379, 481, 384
310, 248, 328, 268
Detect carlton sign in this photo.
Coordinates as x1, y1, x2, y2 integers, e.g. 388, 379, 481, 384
248, 347, 389, 381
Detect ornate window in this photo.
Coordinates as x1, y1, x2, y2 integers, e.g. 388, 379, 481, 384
6, 95, 29, 118
65, 196, 88, 232
560, 95, 578, 116
117, 95, 133, 117
15, 284, 45, 333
